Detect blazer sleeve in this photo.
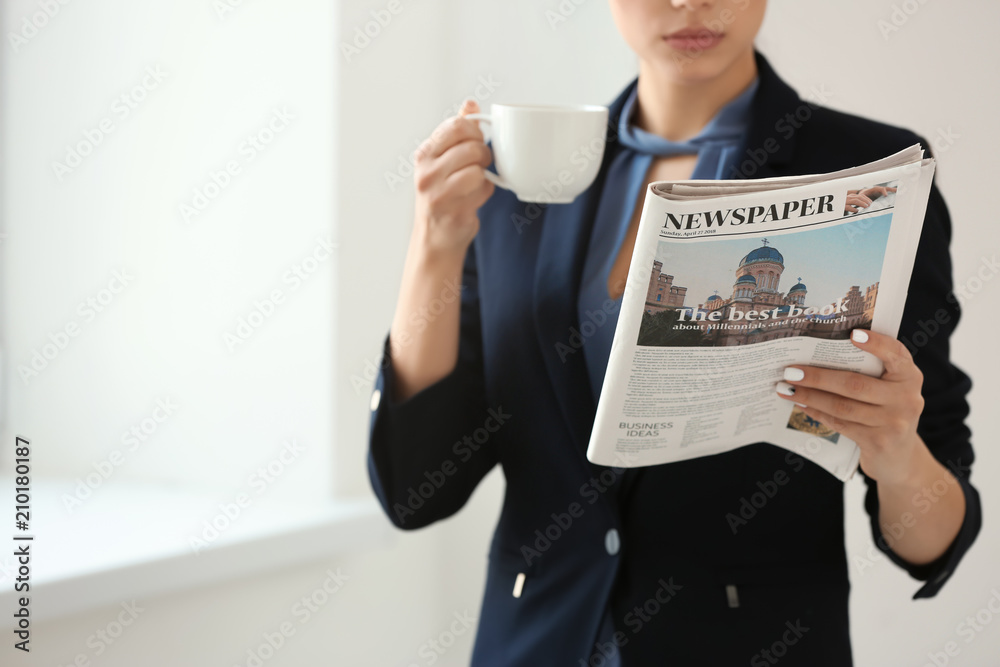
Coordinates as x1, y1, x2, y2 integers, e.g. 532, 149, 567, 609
366, 239, 500, 530
860, 141, 983, 599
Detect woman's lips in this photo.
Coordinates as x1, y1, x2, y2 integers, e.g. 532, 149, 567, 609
662, 30, 724, 51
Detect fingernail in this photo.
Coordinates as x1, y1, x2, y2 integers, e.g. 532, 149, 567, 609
852, 329, 869, 343
776, 381, 796, 396
795, 402, 808, 408
783, 367, 805, 382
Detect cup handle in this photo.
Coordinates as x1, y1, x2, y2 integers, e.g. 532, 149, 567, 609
463, 113, 512, 192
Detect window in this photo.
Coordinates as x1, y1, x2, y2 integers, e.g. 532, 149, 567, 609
0, 0, 387, 618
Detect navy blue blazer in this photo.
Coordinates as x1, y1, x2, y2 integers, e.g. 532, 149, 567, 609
367, 51, 982, 666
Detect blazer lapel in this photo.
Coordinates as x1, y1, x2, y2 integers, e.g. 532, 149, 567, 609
730, 51, 801, 180
615, 51, 805, 499
531, 50, 803, 464
531, 80, 637, 456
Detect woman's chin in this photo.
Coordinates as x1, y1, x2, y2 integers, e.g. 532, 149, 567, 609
652, 58, 730, 85
646, 46, 751, 86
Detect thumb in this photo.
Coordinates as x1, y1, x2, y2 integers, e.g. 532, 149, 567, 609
459, 98, 479, 116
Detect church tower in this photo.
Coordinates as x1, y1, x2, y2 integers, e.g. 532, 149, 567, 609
787, 278, 807, 305
736, 239, 785, 306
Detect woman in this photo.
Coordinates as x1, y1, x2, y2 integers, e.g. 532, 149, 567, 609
367, 1, 982, 664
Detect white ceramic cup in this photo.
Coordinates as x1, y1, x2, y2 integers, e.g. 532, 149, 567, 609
465, 103, 609, 204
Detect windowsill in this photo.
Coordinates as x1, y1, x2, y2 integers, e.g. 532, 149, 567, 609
0, 476, 393, 622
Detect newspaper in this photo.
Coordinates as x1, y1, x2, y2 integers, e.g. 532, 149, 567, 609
586, 145, 936, 481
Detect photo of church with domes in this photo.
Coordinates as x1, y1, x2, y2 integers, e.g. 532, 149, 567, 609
637, 217, 892, 348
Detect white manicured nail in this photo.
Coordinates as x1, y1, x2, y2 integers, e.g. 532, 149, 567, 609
776, 381, 796, 396
783, 367, 805, 382
852, 329, 869, 343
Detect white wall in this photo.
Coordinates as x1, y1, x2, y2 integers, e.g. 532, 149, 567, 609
4, 1, 996, 666
1, 0, 338, 503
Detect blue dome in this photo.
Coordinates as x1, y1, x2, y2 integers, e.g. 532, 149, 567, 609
706, 294, 721, 301
739, 245, 784, 267
788, 282, 807, 293
736, 274, 757, 285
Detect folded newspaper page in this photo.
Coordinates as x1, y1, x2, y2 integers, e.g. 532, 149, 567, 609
586, 145, 936, 481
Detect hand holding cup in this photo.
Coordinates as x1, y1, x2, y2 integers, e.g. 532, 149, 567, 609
411, 99, 496, 259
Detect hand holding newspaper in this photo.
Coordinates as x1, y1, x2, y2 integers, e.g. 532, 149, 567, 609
586, 145, 936, 481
